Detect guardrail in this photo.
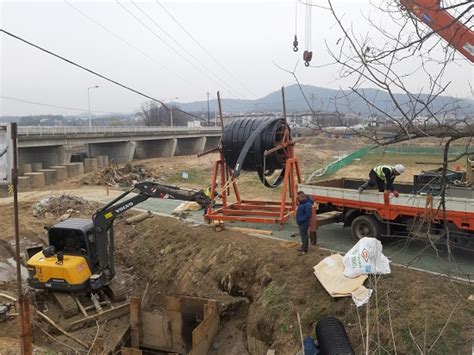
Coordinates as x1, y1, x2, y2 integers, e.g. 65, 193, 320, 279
18, 126, 222, 136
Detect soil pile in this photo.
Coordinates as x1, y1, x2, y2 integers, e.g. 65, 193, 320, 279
32, 194, 93, 219
81, 162, 162, 187
115, 217, 474, 354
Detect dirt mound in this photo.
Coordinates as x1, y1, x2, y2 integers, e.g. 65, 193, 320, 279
114, 217, 473, 354
32, 194, 92, 219
81, 162, 162, 187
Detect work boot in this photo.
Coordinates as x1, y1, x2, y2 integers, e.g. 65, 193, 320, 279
358, 182, 369, 194
298, 250, 307, 256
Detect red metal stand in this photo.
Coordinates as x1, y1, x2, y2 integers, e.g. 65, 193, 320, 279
205, 139, 302, 225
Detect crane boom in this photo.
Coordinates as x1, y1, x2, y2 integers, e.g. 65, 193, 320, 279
400, 0, 474, 62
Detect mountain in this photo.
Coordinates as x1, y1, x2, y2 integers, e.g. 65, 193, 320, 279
180, 84, 474, 117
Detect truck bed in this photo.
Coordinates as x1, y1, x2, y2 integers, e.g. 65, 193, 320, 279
300, 178, 474, 232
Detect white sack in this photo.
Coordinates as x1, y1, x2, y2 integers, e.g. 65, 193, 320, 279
343, 237, 391, 278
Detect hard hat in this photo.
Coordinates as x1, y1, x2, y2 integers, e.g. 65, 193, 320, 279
394, 164, 405, 174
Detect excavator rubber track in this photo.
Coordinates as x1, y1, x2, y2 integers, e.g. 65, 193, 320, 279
105, 279, 127, 302
52, 291, 79, 319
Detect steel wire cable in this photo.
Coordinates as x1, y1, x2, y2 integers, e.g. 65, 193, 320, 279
0, 29, 202, 120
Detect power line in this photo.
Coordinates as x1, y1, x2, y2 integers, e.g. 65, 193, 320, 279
130, 0, 245, 99
63, 0, 195, 87
155, 0, 257, 97
1, 95, 123, 114
0, 29, 202, 120
116, 0, 242, 99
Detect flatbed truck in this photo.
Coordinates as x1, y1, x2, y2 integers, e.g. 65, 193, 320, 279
299, 178, 474, 246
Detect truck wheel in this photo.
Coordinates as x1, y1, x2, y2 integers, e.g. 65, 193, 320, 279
351, 215, 381, 241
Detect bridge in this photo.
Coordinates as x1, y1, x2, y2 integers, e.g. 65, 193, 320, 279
17, 126, 222, 166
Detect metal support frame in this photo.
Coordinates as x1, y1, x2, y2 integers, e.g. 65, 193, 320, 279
205, 150, 302, 225
205, 86, 301, 225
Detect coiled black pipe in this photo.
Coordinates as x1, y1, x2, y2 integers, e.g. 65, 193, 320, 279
315, 316, 354, 355
221, 117, 289, 188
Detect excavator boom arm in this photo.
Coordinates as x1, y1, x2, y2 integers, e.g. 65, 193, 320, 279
91, 182, 163, 278
400, 0, 474, 62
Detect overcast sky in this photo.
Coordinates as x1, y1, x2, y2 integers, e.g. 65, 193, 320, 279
1, 0, 472, 116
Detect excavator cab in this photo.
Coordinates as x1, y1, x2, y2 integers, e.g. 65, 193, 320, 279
27, 219, 96, 292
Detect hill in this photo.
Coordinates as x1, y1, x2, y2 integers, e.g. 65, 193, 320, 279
180, 84, 474, 117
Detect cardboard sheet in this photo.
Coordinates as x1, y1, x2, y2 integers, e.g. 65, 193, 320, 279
313, 254, 367, 297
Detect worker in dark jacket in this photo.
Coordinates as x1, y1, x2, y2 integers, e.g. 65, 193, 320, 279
296, 191, 313, 255
358, 164, 405, 196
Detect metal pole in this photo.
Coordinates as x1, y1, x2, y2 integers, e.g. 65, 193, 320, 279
11, 123, 32, 354
88, 88, 91, 128
170, 102, 173, 127
281, 86, 287, 123
207, 92, 211, 126
217, 91, 225, 130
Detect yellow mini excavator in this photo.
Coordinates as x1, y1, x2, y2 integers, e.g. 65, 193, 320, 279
26, 181, 209, 317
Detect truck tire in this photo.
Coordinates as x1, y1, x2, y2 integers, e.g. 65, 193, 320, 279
351, 215, 381, 241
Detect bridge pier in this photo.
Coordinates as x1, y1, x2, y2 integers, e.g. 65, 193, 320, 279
204, 136, 220, 151
88, 141, 136, 163
175, 137, 206, 156
135, 138, 177, 159
19, 146, 71, 168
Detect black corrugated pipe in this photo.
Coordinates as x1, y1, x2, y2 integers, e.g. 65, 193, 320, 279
221, 117, 289, 188
315, 316, 355, 355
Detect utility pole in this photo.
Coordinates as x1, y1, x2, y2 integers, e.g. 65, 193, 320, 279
169, 97, 178, 127
170, 102, 173, 127
207, 92, 211, 126
87, 85, 99, 128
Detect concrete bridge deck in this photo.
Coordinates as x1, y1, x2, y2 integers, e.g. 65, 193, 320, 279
17, 125, 222, 166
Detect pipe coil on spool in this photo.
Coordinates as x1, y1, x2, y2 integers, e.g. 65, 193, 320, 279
315, 316, 354, 355
222, 117, 290, 188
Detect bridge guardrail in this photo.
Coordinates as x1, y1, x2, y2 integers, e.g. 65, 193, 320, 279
18, 126, 222, 136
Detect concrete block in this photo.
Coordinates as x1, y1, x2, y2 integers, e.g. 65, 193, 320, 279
83, 158, 99, 173
62, 164, 77, 178
18, 176, 31, 191
31, 163, 43, 172
49, 166, 68, 181
96, 155, 105, 168
19, 164, 32, 175
102, 155, 109, 166
71, 162, 84, 175
38, 169, 57, 185
24, 172, 46, 188
0, 185, 9, 198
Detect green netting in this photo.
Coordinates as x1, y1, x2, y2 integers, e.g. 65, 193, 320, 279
307, 145, 473, 182
307, 146, 370, 182
368, 146, 473, 156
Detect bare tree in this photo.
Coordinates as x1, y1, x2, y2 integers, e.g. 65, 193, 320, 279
283, 0, 473, 258
139, 100, 192, 126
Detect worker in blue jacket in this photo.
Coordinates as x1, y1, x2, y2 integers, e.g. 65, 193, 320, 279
296, 191, 313, 256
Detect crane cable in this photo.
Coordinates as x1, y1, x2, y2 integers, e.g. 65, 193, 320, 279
303, 0, 313, 66
293, 0, 299, 52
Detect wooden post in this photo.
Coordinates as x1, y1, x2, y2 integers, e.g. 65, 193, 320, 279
130, 297, 140, 349
10, 123, 33, 355
20, 295, 33, 354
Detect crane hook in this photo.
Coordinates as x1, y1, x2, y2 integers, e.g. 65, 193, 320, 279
293, 35, 299, 52
303, 50, 313, 67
